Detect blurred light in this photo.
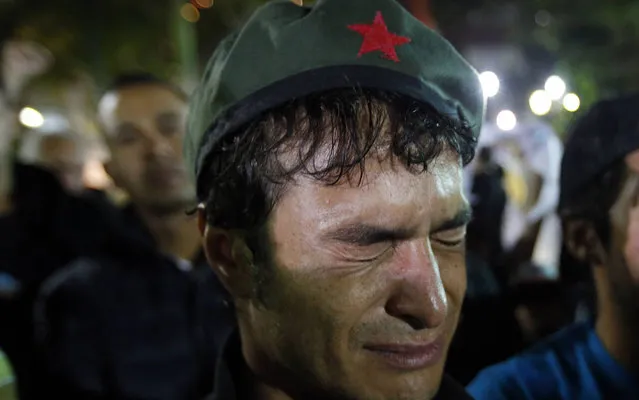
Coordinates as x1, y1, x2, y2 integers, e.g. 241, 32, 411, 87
40, 113, 70, 133
194, 0, 213, 8
181, 3, 200, 23
496, 110, 517, 131
563, 93, 581, 112
535, 10, 552, 27
529, 90, 552, 116
479, 71, 500, 98
19, 107, 44, 128
290, 0, 303, 4
544, 75, 566, 100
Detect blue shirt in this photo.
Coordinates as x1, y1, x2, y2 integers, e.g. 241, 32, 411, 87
467, 322, 639, 399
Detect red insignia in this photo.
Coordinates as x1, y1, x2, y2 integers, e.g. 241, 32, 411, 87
348, 11, 412, 63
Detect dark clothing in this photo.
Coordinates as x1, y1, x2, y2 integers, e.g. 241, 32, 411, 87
0, 163, 235, 399
0, 163, 114, 399
36, 202, 236, 399
468, 164, 506, 273
468, 322, 639, 399
206, 331, 474, 400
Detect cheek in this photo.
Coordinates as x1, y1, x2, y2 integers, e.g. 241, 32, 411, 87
251, 269, 361, 376
438, 252, 467, 306
623, 207, 639, 281
171, 135, 185, 157
111, 152, 143, 178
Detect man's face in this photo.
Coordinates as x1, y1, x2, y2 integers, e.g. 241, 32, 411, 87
38, 136, 85, 194
98, 84, 194, 212
608, 151, 639, 317
241, 151, 469, 400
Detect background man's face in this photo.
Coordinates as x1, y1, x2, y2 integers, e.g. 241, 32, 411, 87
98, 84, 194, 213
37, 135, 85, 194
241, 151, 469, 400
609, 152, 639, 318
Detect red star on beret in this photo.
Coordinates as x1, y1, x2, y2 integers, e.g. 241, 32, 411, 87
348, 11, 412, 63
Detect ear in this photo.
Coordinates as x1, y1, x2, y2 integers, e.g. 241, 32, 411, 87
564, 219, 606, 267
198, 207, 255, 299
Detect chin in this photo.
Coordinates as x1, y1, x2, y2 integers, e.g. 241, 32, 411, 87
366, 365, 443, 400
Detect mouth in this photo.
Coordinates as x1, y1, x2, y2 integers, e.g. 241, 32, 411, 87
145, 167, 186, 186
363, 337, 445, 371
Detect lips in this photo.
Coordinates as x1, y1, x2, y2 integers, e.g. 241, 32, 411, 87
363, 337, 445, 370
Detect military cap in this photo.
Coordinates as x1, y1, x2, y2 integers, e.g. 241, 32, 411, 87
186, 0, 485, 195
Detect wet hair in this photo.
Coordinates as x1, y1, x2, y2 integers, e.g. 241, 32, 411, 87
559, 160, 627, 249
105, 73, 188, 101
199, 87, 476, 255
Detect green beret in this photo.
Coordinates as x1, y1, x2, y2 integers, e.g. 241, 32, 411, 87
186, 0, 485, 188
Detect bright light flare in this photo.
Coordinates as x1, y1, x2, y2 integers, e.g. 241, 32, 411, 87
563, 93, 581, 112
479, 71, 500, 98
529, 90, 552, 116
496, 110, 517, 131
19, 107, 44, 128
544, 75, 566, 100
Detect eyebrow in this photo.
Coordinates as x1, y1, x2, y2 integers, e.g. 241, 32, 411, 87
325, 206, 473, 246
325, 224, 415, 246
432, 206, 473, 233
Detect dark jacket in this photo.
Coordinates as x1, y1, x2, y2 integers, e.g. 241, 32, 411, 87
0, 163, 235, 399
206, 331, 474, 400
0, 163, 114, 399
34, 197, 236, 399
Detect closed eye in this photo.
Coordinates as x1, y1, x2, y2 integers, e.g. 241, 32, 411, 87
431, 228, 467, 249
341, 243, 396, 263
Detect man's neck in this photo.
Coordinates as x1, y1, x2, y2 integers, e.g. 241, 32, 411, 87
137, 207, 201, 261
595, 280, 639, 373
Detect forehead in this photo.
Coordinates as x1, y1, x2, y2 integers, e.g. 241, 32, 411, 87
272, 151, 465, 234
98, 85, 186, 130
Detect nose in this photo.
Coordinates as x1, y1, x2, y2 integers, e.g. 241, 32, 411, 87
384, 239, 448, 330
143, 131, 174, 159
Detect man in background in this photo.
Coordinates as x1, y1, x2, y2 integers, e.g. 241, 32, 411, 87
469, 95, 639, 399
36, 73, 234, 399
18, 131, 87, 194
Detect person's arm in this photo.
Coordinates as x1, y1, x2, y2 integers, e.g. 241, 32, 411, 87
34, 260, 109, 399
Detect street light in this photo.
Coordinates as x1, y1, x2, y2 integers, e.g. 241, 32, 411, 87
544, 75, 566, 100
563, 93, 581, 112
479, 71, 500, 98
19, 107, 44, 128
529, 90, 552, 116
496, 110, 517, 131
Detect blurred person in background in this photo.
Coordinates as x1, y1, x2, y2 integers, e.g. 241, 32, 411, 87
17, 131, 87, 194
0, 39, 100, 400
468, 95, 639, 399
35, 73, 235, 399
445, 146, 524, 386
467, 146, 507, 278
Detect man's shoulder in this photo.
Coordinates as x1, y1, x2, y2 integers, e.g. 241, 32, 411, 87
468, 323, 594, 399
39, 258, 110, 300
468, 357, 532, 399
